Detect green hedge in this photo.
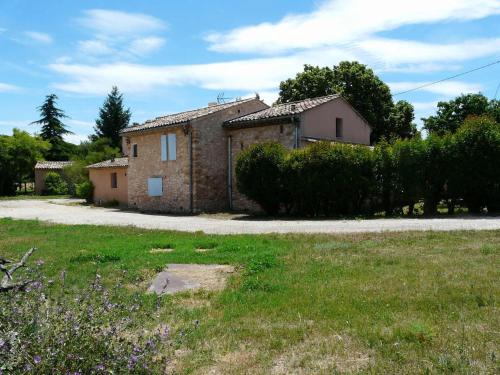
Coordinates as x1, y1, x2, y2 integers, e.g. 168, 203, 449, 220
235, 116, 500, 216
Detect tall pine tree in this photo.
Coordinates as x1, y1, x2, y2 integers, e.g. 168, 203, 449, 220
94, 86, 131, 148
31, 94, 73, 160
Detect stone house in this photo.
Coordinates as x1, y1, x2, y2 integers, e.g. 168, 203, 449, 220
34, 161, 73, 194
88, 94, 371, 212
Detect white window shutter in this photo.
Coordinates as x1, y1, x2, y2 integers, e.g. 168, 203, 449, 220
148, 177, 163, 197
161, 135, 167, 161
168, 134, 177, 161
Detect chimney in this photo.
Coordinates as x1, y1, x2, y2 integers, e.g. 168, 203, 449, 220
111, 157, 115, 163
291, 104, 296, 111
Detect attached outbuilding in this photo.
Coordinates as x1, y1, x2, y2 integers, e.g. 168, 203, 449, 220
87, 157, 128, 205
34, 161, 73, 195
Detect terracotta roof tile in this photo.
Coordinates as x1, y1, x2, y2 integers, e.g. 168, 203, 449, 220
87, 157, 128, 169
34, 161, 73, 170
121, 98, 259, 134
224, 95, 341, 127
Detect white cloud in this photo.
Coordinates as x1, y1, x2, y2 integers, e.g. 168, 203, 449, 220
78, 9, 165, 37
0, 82, 21, 92
206, 0, 500, 54
0, 27, 6, 33
24, 31, 53, 44
78, 39, 114, 56
64, 133, 89, 145
128, 37, 165, 56
389, 81, 483, 96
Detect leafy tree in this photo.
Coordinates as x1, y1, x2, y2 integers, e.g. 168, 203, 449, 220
278, 62, 395, 143
388, 100, 418, 139
10, 129, 50, 189
0, 130, 50, 195
422, 93, 497, 135
93, 86, 131, 148
44, 172, 68, 195
31, 94, 73, 160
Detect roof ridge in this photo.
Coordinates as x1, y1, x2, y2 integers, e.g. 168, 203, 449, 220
272, 94, 340, 107
143, 97, 255, 124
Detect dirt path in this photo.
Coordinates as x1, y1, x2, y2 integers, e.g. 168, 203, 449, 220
1, 199, 500, 234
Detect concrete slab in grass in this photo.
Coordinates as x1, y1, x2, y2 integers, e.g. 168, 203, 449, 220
148, 263, 235, 295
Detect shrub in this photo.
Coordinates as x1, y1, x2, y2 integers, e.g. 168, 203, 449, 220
373, 140, 397, 214
236, 142, 287, 214
0, 268, 170, 373
284, 142, 374, 216
452, 116, 500, 213
76, 180, 94, 203
44, 172, 68, 195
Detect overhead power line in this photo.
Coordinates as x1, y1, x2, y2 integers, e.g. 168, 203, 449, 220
392, 59, 500, 97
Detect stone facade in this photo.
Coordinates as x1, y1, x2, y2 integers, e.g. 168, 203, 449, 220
227, 123, 296, 211
124, 126, 191, 212
122, 99, 268, 213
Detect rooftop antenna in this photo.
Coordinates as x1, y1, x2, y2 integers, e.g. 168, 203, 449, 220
217, 92, 232, 104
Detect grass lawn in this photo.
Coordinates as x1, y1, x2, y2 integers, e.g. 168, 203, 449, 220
0, 194, 71, 201
0, 219, 498, 374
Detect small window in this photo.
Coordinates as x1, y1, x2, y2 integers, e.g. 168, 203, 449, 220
132, 144, 138, 157
336, 118, 343, 138
148, 177, 163, 197
111, 173, 117, 189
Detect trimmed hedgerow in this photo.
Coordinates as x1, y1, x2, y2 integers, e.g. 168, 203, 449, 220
236, 115, 500, 216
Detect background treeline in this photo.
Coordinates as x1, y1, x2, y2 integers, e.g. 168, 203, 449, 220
236, 115, 500, 216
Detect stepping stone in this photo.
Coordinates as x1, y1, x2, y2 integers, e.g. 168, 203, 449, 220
148, 263, 234, 295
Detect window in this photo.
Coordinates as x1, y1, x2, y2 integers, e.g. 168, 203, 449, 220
161, 134, 177, 161
132, 144, 138, 157
335, 118, 343, 138
147, 177, 163, 197
111, 173, 117, 188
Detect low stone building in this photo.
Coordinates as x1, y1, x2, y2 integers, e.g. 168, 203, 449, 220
88, 94, 371, 212
87, 157, 128, 205
34, 161, 73, 195
223, 95, 372, 210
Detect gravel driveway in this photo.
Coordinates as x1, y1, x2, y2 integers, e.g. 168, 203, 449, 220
1, 199, 500, 234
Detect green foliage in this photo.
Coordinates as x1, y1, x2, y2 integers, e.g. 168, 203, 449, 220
44, 172, 68, 195
236, 142, 287, 215
31, 94, 73, 160
75, 180, 94, 203
93, 86, 131, 148
0, 129, 50, 196
422, 93, 498, 136
452, 116, 500, 213
284, 142, 374, 216
0, 272, 168, 373
388, 100, 418, 139
278, 62, 406, 143
238, 115, 500, 216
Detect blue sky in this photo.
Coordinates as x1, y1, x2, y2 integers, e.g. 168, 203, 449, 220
1, 0, 499, 143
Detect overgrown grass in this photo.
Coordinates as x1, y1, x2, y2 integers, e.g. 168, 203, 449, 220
0, 218, 498, 373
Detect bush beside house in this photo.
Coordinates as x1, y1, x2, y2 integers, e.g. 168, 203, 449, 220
236, 116, 500, 216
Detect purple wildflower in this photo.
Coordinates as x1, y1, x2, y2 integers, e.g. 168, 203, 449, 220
96, 364, 105, 371
34, 355, 41, 364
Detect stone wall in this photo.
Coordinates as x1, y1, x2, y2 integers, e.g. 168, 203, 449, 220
191, 99, 269, 212
125, 126, 191, 213
89, 167, 128, 205
227, 122, 296, 212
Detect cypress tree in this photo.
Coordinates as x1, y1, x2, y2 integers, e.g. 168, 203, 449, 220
94, 86, 131, 148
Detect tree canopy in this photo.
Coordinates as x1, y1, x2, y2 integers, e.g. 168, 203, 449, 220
0, 129, 50, 195
423, 93, 500, 136
93, 86, 131, 148
31, 94, 73, 160
278, 62, 414, 143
